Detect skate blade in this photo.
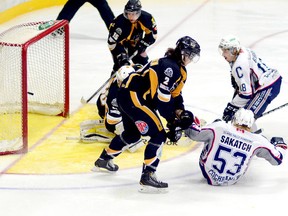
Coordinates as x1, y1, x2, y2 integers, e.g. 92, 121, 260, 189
138, 185, 168, 194
91, 166, 117, 174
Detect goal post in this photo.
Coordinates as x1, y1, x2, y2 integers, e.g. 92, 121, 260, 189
0, 20, 70, 155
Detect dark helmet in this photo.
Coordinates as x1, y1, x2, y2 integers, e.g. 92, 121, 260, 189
175, 36, 201, 62
124, 0, 142, 19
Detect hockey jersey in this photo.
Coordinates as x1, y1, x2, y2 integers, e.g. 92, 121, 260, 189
185, 120, 285, 186
230, 47, 281, 108
121, 56, 186, 123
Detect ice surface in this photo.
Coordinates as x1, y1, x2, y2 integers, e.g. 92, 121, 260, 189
0, 1, 287, 215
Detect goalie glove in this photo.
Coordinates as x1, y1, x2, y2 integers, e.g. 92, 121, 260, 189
270, 137, 287, 150
222, 102, 239, 122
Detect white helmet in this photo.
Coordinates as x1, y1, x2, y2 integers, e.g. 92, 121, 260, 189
232, 108, 255, 128
116, 65, 135, 84
218, 35, 241, 54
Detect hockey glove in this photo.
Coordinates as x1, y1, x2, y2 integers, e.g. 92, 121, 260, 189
136, 40, 149, 54
270, 137, 287, 150
166, 126, 182, 142
117, 53, 130, 67
222, 103, 239, 122
188, 116, 202, 132
178, 110, 194, 129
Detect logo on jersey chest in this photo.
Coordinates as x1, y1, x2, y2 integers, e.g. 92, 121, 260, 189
135, 120, 149, 134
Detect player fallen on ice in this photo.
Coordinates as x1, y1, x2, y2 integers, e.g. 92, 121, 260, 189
185, 108, 286, 186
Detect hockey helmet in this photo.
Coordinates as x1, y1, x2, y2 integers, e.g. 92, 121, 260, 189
232, 108, 255, 128
176, 36, 201, 63
116, 65, 135, 85
218, 35, 241, 55
132, 63, 143, 72
124, 0, 142, 19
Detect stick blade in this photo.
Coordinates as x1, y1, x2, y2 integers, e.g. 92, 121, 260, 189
80, 96, 87, 104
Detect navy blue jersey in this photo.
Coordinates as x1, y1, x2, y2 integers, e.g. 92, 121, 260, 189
108, 10, 157, 58
121, 57, 186, 123
96, 78, 122, 130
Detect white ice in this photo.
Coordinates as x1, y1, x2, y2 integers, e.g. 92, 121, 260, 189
0, 0, 288, 216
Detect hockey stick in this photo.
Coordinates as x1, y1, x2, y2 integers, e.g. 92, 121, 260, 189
66, 133, 112, 143
81, 51, 138, 104
80, 74, 115, 104
257, 102, 288, 119
252, 103, 288, 134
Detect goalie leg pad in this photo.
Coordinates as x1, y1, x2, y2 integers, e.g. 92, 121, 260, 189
80, 119, 111, 141
80, 119, 104, 129
127, 139, 145, 153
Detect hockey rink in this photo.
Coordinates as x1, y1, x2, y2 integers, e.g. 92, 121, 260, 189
0, 0, 288, 215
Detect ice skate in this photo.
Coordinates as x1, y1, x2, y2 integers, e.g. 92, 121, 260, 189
92, 158, 119, 173
139, 171, 168, 193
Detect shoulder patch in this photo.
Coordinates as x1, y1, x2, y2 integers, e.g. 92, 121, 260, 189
164, 67, 173, 77
116, 28, 122, 35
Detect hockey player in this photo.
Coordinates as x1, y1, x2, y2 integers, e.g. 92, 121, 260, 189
96, 65, 136, 135
185, 108, 287, 186
81, 65, 145, 152
96, 63, 143, 132
108, 0, 157, 74
56, 0, 115, 30
93, 36, 201, 193
219, 35, 282, 122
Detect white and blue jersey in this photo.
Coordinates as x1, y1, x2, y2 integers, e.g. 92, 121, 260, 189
185, 120, 286, 186
230, 47, 282, 117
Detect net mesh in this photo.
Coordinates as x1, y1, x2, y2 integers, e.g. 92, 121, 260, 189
0, 20, 69, 154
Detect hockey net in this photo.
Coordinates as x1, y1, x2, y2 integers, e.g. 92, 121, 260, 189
0, 20, 69, 155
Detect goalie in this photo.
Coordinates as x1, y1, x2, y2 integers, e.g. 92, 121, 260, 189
80, 65, 145, 152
